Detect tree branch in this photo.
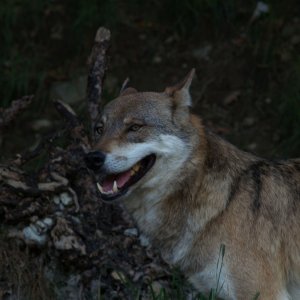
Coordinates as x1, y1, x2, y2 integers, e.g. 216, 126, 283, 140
87, 27, 111, 134
0, 95, 33, 129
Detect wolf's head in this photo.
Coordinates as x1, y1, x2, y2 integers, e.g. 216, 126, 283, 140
85, 69, 200, 202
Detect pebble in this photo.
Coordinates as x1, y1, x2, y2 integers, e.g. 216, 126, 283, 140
124, 228, 138, 237
139, 234, 150, 247
43, 217, 54, 227
23, 225, 47, 246
60, 192, 73, 206
53, 195, 60, 205
111, 271, 126, 282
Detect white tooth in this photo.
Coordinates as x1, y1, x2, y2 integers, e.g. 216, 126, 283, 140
113, 180, 118, 193
96, 182, 104, 194
133, 164, 140, 172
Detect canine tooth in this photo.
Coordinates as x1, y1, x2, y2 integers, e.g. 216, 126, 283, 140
96, 182, 104, 193
113, 180, 118, 193
132, 164, 140, 172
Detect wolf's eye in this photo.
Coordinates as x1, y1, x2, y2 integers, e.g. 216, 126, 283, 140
95, 124, 104, 135
128, 124, 142, 132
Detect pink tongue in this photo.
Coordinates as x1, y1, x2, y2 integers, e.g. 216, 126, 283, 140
102, 170, 132, 192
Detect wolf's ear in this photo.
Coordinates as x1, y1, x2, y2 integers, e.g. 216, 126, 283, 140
164, 68, 195, 107
119, 78, 138, 96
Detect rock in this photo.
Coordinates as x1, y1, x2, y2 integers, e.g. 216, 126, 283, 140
51, 217, 86, 254
111, 271, 126, 282
132, 271, 143, 282
53, 193, 72, 208
23, 225, 47, 246
124, 228, 138, 237
139, 234, 150, 247
60, 192, 72, 206
43, 217, 54, 227
21, 216, 55, 247
53, 195, 60, 205
35, 220, 47, 232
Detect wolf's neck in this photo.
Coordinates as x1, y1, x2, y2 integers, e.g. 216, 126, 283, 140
184, 129, 257, 228
153, 129, 259, 264
124, 120, 258, 263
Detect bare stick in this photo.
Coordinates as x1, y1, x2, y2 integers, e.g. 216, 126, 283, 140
87, 27, 111, 133
0, 166, 68, 194
0, 95, 33, 129
54, 100, 80, 128
120, 77, 130, 94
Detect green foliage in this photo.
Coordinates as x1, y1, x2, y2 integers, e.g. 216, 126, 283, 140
155, 0, 249, 36
0, 0, 119, 107
0, 0, 45, 105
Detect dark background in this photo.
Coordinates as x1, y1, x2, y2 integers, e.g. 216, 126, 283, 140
1, 0, 300, 159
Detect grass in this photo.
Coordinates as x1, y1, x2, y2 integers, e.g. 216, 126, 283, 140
0, 0, 46, 106
0, 235, 55, 300
144, 244, 260, 300
0, 1, 277, 105
116, 245, 228, 300
0, 0, 119, 107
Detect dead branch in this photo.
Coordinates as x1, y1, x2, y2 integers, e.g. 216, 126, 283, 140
10, 130, 64, 167
0, 27, 173, 299
87, 27, 111, 133
53, 100, 90, 149
0, 165, 68, 195
0, 95, 33, 129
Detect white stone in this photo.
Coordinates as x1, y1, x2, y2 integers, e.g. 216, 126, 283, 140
124, 228, 138, 237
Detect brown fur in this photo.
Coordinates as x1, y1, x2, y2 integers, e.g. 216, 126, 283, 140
89, 70, 300, 299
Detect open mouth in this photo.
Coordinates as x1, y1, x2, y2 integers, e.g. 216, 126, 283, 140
96, 154, 156, 201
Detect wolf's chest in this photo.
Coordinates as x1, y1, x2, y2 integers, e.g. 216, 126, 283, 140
189, 263, 237, 300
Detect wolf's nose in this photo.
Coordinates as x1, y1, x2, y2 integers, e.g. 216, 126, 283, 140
85, 151, 105, 171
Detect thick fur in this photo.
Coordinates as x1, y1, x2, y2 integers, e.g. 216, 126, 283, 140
90, 70, 300, 300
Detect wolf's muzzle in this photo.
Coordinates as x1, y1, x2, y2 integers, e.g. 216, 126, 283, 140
85, 151, 106, 172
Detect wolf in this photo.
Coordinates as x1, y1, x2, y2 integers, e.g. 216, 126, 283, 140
85, 69, 300, 300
